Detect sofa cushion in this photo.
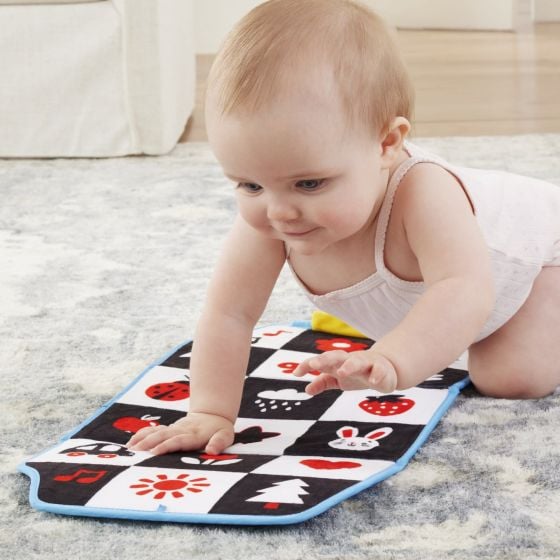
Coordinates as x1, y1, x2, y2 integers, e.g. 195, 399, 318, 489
0, 0, 195, 156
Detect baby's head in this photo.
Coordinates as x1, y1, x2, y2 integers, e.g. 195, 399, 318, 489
205, 0, 414, 140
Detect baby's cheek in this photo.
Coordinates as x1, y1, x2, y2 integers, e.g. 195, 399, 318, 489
238, 203, 266, 230
322, 208, 366, 236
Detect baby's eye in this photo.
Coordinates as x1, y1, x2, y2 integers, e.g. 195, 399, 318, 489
296, 179, 325, 191
237, 182, 262, 193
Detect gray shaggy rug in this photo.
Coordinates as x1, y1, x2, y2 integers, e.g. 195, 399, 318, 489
1, 135, 560, 560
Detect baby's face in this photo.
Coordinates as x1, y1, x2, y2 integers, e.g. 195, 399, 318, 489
206, 76, 392, 255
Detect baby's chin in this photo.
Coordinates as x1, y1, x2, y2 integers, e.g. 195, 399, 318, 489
284, 238, 330, 256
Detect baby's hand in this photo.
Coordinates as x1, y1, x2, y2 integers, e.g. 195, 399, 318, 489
126, 412, 235, 456
293, 349, 398, 395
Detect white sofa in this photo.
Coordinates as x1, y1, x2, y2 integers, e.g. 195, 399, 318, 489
0, 0, 196, 157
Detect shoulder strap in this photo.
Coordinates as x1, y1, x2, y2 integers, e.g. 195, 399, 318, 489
374, 156, 434, 275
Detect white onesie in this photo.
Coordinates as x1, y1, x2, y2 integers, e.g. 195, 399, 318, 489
291, 142, 560, 343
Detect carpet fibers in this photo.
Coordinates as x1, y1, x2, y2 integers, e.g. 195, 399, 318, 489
1, 135, 560, 559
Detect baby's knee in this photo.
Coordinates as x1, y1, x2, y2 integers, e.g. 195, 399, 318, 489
468, 338, 559, 399
473, 379, 551, 399
470, 365, 555, 399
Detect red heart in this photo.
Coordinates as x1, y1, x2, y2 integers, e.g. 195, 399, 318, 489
300, 459, 361, 470
199, 453, 238, 461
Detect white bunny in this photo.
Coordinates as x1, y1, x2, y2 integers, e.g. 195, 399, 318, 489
328, 425, 393, 451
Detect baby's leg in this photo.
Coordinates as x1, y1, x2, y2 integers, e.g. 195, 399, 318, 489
468, 266, 560, 399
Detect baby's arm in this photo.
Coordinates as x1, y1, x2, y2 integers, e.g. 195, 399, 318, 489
296, 164, 495, 392
375, 164, 495, 387
128, 216, 286, 455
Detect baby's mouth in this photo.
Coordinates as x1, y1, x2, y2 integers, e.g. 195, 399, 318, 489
281, 228, 318, 237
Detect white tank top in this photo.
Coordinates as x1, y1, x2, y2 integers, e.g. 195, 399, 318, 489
289, 142, 560, 343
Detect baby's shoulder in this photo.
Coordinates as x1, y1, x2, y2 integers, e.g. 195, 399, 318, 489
392, 161, 472, 218
394, 162, 468, 207
399, 161, 458, 189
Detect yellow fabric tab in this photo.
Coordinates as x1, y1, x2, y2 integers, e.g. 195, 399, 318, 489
311, 310, 368, 339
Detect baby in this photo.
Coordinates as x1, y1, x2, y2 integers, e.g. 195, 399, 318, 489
128, 0, 560, 456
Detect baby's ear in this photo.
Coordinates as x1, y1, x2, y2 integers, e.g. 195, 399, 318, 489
380, 117, 410, 169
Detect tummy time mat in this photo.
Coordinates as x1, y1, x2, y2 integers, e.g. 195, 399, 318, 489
19, 323, 470, 525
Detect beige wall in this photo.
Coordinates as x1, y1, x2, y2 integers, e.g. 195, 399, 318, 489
535, 0, 560, 21
194, 0, 263, 54
194, 0, 560, 54
372, 0, 516, 31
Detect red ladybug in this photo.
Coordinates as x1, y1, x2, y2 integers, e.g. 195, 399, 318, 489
359, 395, 415, 416
113, 415, 161, 434
145, 380, 190, 401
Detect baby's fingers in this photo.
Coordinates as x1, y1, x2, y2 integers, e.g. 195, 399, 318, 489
126, 425, 165, 449
337, 354, 371, 378
292, 357, 319, 377
205, 428, 235, 456
127, 426, 180, 452
293, 350, 349, 377
150, 431, 205, 456
368, 359, 398, 393
304, 373, 341, 396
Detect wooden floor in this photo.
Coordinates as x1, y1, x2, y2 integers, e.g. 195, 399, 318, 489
181, 23, 560, 142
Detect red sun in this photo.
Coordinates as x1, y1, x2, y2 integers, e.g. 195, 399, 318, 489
130, 473, 210, 500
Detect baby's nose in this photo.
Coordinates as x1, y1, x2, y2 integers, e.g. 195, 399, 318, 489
267, 198, 300, 222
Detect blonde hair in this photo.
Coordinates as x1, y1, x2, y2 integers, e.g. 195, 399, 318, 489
206, 0, 414, 137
